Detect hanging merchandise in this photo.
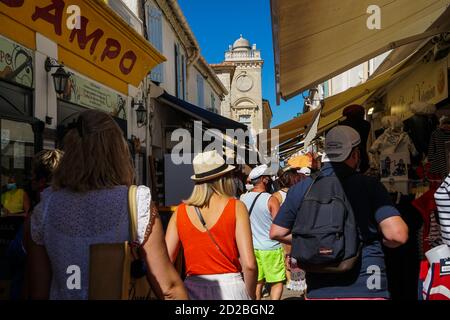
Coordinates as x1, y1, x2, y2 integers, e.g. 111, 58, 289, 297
370, 116, 418, 194
370, 116, 418, 167
287, 154, 312, 169
403, 102, 438, 162
413, 186, 444, 255
428, 116, 450, 179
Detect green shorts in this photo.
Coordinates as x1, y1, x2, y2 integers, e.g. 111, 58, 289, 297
254, 248, 286, 283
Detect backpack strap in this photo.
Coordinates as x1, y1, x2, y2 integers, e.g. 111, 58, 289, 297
302, 175, 321, 200
248, 192, 264, 216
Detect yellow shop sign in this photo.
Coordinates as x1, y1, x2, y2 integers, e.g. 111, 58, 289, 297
0, 0, 165, 88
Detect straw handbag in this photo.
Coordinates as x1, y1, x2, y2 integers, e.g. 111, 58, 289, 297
88, 185, 157, 300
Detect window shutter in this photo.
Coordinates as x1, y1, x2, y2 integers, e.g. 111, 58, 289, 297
182, 55, 186, 100
147, 5, 164, 83
174, 44, 180, 98
210, 93, 216, 113
197, 75, 204, 107
174, 44, 184, 99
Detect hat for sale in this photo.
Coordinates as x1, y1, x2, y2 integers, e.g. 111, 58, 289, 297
248, 164, 271, 181
322, 126, 361, 163
288, 154, 312, 169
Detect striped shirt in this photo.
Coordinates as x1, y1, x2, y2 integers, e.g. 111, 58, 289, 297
428, 128, 450, 178
435, 175, 450, 246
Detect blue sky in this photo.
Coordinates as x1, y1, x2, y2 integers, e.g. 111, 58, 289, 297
178, 0, 304, 127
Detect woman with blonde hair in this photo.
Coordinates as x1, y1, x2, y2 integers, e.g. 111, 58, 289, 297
27, 110, 187, 300
165, 150, 257, 300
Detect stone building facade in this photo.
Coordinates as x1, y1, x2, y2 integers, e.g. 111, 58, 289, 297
212, 36, 272, 140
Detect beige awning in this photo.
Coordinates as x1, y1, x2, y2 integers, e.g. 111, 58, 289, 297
273, 55, 416, 150
264, 110, 316, 146
315, 61, 413, 138
271, 0, 450, 102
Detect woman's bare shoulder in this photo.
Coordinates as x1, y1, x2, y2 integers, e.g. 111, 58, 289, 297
235, 199, 249, 215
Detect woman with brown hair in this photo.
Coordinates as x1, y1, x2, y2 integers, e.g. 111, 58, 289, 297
165, 151, 257, 300
272, 169, 303, 205
27, 110, 187, 300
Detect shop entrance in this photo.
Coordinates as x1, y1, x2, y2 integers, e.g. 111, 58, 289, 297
0, 79, 43, 299
0, 81, 36, 199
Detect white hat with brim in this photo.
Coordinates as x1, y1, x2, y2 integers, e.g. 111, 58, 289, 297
191, 150, 236, 182
248, 164, 272, 181
322, 126, 361, 163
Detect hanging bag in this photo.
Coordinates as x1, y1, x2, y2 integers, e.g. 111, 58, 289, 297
88, 185, 157, 300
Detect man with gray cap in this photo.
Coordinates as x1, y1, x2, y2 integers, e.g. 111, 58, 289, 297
241, 164, 285, 300
270, 126, 409, 299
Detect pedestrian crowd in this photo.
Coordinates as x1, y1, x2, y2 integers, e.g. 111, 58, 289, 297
2, 110, 412, 300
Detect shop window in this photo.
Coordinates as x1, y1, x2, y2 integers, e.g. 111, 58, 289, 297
0, 119, 35, 210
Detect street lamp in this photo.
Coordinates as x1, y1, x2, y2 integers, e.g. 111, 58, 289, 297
131, 98, 147, 127
45, 57, 70, 95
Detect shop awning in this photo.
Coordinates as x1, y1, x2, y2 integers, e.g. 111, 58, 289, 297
271, 0, 450, 102
279, 141, 305, 160
267, 73, 374, 148
158, 92, 247, 132
272, 55, 417, 150
264, 110, 316, 147
316, 56, 419, 136
158, 93, 268, 164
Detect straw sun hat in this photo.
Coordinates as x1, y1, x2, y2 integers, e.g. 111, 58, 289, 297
191, 150, 235, 182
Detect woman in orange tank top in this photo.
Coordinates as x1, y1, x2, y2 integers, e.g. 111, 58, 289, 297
165, 151, 257, 300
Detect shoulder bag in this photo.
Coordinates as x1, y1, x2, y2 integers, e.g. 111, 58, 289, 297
88, 185, 157, 300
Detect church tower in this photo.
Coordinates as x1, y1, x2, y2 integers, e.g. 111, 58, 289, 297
212, 35, 270, 139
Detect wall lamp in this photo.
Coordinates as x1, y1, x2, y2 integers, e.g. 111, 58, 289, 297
45, 57, 71, 95
131, 98, 147, 128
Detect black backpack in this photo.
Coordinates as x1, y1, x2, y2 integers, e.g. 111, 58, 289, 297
291, 174, 362, 273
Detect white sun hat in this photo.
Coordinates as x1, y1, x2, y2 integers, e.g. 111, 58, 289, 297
191, 150, 235, 182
